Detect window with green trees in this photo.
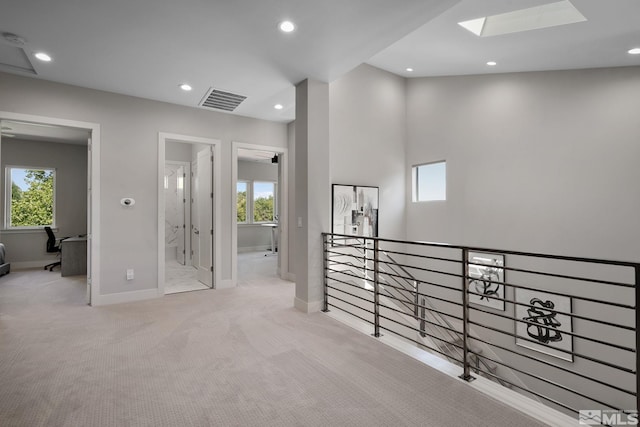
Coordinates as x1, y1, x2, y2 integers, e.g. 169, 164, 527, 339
6, 167, 56, 228
252, 181, 275, 223
237, 181, 247, 223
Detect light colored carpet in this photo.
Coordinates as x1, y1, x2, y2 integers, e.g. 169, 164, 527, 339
0, 269, 548, 427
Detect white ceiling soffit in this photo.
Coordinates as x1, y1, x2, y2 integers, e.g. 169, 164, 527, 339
458, 0, 586, 37
0, 0, 459, 123
0, 120, 89, 145
368, 0, 640, 77
237, 148, 276, 163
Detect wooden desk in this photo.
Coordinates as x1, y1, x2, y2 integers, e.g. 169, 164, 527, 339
61, 237, 87, 277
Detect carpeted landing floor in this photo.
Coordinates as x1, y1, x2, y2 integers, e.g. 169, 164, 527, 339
0, 269, 548, 427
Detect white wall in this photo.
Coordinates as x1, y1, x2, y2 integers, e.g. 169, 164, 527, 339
406, 66, 640, 261
0, 138, 87, 266
330, 64, 407, 239
0, 72, 287, 299
237, 159, 278, 251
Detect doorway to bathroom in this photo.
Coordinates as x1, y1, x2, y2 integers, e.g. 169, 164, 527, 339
158, 133, 221, 295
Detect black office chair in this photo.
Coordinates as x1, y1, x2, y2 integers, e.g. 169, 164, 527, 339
44, 226, 67, 271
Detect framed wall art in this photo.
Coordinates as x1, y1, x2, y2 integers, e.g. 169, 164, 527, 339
332, 184, 379, 238
467, 252, 505, 311
515, 288, 573, 362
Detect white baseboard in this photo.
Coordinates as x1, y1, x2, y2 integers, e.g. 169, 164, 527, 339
92, 288, 160, 306
12, 260, 52, 270
322, 310, 577, 427
217, 279, 235, 289
294, 297, 323, 313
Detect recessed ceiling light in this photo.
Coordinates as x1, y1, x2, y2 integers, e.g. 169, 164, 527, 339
34, 52, 52, 62
628, 48, 640, 55
274, 104, 284, 110
179, 83, 192, 91
406, 68, 414, 72
486, 61, 497, 66
279, 21, 296, 33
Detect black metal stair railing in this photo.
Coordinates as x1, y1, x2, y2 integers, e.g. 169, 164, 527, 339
322, 232, 640, 423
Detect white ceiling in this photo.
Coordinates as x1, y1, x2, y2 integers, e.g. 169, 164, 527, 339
0, 0, 639, 126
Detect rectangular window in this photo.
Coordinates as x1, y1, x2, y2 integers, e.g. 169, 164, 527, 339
236, 181, 248, 223
6, 166, 56, 228
252, 181, 275, 223
412, 161, 446, 202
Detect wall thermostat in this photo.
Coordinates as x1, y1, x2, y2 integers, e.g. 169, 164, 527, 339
120, 198, 135, 207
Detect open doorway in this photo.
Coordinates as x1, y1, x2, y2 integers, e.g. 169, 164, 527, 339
232, 143, 288, 286
158, 133, 221, 295
0, 111, 100, 305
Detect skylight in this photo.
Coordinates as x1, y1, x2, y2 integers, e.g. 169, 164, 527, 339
458, 0, 587, 37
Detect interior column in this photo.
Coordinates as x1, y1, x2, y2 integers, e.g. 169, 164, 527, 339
294, 78, 330, 313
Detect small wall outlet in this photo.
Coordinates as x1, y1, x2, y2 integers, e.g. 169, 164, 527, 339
126, 269, 134, 280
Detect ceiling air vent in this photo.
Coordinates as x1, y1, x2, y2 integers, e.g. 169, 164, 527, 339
200, 88, 246, 112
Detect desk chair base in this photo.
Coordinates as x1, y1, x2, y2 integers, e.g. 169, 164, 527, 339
44, 261, 61, 271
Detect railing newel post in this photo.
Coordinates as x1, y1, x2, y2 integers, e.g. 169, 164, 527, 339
414, 280, 419, 318
373, 238, 381, 337
459, 247, 475, 382
634, 264, 640, 413
321, 233, 329, 313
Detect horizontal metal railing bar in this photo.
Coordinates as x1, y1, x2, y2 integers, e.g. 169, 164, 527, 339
378, 299, 464, 339
381, 252, 423, 281
471, 350, 636, 399
468, 320, 635, 374
325, 247, 367, 256
325, 253, 366, 263
326, 267, 371, 282
466, 335, 637, 396
467, 279, 636, 310
326, 303, 374, 326
378, 288, 415, 314
472, 360, 623, 413
327, 284, 375, 306
327, 261, 369, 274
377, 258, 463, 281
324, 232, 639, 267
467, 261, 635, 289
472, 366, 585, 416
467, 290, 635, 331
379, 273, 415, 296
326, 276, 373, 296
327, 260, 369, 272
377, 280, 462, 307
378, 281, 415, 304
376, 259, 632, 310
325, 253, 367, 264
327, 294, 374, 316
377, 268, 463, 293
468, 304, 636, 352
381, 248, 463, 265
476, 362, 621, 420
378, 311, 463, 351
378, 290, 464, 324
380, 272, 414, 293
377, 321, 464, 364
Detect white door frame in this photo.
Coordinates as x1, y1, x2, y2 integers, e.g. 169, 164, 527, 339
158, 133, 221, 295
0, 111, 101, 305
231, 141, 289, 285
